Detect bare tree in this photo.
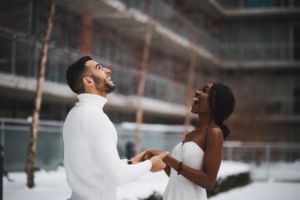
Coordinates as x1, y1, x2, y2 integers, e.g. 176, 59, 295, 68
183, 46, 196, 137
134, 1, 154, 153
25, 0, 56, 188
134, 19, 154, 153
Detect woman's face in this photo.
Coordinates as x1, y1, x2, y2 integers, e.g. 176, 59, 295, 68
191, 83, 213, 114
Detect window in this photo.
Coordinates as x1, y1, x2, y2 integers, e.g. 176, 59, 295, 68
294, 87, 300, 114
266, 101, 282, 114
293, 26, 300, 60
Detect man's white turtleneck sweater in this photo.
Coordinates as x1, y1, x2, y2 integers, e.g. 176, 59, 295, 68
63, 93, 152, 200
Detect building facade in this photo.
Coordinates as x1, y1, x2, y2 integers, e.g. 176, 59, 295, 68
0, 0, 299, 142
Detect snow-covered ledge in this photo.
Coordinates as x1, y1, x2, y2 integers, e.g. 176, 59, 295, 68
208, 161, 251, 197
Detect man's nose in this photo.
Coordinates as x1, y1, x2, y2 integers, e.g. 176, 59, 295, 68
104, 67, 111, 74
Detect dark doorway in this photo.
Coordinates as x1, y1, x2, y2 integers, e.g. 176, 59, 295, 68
294, 87, 300, 114
294, 26, 300, 60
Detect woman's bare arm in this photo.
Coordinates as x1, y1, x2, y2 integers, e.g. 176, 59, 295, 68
164, 165, 171, 176
163, 128, 223, 189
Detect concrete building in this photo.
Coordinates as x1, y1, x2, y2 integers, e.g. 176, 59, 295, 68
0, 0, 299, 142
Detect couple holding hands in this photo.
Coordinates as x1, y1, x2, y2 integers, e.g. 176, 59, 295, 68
63, 56, 235, 200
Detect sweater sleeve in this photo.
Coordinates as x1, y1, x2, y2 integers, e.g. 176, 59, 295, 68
86, 111, 152, 186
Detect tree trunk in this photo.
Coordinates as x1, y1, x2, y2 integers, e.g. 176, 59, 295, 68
26, 0, 56, 188
135, 20, 153, 153
183, 47, 196, 138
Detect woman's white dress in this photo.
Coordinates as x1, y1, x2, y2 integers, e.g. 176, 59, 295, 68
163, 141, 207, 200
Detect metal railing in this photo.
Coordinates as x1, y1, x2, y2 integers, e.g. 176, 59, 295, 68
0, 26, 187, 104
121, 0, 298, 63
1, 1, 298, 68
0, 118, 64, 172
122, 0, 222, 56
223, 141, 300, 163
1, 118, 300, 172
221, 43, 298, 62
216, 0, 299, 9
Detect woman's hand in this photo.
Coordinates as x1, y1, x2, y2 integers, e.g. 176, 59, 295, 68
142, 149, 163, 161
130, 150, 148, 164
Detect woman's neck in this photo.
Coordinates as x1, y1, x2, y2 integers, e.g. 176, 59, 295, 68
197, 113, 215, 132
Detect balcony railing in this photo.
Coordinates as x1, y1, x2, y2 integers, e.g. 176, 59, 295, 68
221, 43, 299, 62
0, 26, 187, 104
2, 0, 297, 74
1, 118, 299, 172
120, 0, 298, 63
216, 0, 299, 10
122, 0, 222, 56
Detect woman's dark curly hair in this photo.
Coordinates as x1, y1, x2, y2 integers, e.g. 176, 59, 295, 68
209, 83, 235, 139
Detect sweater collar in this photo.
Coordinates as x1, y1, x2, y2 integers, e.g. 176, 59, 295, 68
77, 93, 107, 109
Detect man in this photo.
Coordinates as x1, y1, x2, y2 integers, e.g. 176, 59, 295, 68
63, 56, 167, 200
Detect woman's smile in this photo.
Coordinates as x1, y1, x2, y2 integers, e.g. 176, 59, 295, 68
193, 97, 200, 105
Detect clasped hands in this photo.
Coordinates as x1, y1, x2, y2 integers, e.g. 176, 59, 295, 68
130, 149, 168, 172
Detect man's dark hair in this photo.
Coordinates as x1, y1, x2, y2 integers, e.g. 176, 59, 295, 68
66, 56, 93, 94
209, 83, 235, 139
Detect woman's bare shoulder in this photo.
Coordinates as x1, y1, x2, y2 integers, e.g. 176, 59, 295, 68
206, 127, 223, 142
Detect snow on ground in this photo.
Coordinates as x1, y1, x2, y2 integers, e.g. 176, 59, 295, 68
3, 161, 300, 200
210, 182, 300, 200
250, 161, 300, 182
117, 161, 249, 200
217, 161, 249, 178
4, 167, 70, 200
117, 171, 168, 200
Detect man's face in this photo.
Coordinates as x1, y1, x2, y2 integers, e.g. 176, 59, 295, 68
84, 60, 115, 94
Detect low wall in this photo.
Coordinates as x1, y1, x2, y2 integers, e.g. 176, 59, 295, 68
208, 171, 251, 197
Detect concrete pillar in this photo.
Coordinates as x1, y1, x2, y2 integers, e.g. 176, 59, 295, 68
80, 13, 93, 55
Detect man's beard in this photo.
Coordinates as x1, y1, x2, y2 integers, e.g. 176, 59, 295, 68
92, 75, 116, 94
104, 82, 116, 93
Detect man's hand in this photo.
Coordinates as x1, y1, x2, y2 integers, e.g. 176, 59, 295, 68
150, 152, 168, 172
130, 150, 148, 164
142, 149, 163, 161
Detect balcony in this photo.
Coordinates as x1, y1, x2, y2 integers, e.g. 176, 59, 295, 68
58, 0, 221, 66
1, 0, 298, 81
223, 43, 292, 61
84, 0, 299, 69
0, 26, 187, 117
210, 0, 300, 17
217, 0, 299, 10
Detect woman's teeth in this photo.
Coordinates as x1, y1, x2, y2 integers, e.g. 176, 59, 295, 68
193, 97, 199, 104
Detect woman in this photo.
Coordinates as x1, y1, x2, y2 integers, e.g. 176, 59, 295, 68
146, 82, 235, 200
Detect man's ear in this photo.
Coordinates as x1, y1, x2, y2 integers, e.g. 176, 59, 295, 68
82, 76, 94, 88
